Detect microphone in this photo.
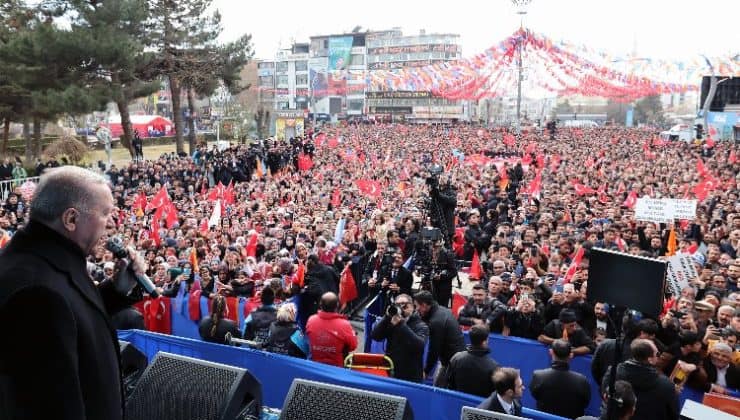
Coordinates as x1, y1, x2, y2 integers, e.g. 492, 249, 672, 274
105, 236, 160, 298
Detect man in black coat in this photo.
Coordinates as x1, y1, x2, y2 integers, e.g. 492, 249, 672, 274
529, 340, 591, 419
458, 284, 493, 327
0, 167, 145, 420
370, 293, 429, 382
414, 290, 465, 386
591, 317, 658, 386
602, 339, 678, 420
478, 367, 524, 416
302, 253, 339, 318
446, 324, 499, 397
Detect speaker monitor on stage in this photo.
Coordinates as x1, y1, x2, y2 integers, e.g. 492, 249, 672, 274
279, 378, 413, 420
125, 352, 262, 420
118, 340, 147, 401
460, 406, 531, 420
587, 247, 667, 317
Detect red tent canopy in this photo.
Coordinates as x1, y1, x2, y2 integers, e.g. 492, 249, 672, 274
106, 115, 174, 138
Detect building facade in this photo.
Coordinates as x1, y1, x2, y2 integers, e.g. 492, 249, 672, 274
257, 28, 468, 123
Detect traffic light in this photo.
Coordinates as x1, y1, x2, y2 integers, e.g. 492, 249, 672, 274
695, 124, 703, 139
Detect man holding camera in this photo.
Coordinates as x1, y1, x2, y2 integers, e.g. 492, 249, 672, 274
370, 293, 429, 383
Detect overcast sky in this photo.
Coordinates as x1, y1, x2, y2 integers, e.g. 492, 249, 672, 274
214, 0, 739, 61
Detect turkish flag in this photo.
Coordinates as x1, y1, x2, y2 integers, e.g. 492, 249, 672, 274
163, 202, 178, 228
294, 262, 306, 288
338, 267, 358, 308
623, 190, 638, 209
132, 191, 148, 212
729, 150, 737, 165
696, 159, 708, 177
573, 182, 596, 196
327, 137, 339, 148
188, 289, 202, 321
563, 247, 585, 284
223, 180, 235, 205
146, 186, 169, 211
331, 188, 341, 207
616, 182, 626, 196
245, 232, 258, 257
355, 179, 382, 198
143, 296, 172, 334
451, 292, 468, 319
297, 153, 314, 171
469, 249, 483, 280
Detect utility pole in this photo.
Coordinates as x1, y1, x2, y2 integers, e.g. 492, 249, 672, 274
512, 0, 531, 134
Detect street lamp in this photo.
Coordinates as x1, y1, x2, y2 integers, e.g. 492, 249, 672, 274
511, 0, 532, 134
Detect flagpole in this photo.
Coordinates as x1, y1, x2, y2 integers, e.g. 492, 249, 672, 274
512, 0, 532, 135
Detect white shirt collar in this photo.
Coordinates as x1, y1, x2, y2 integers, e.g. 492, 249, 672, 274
497, 393, 514, 414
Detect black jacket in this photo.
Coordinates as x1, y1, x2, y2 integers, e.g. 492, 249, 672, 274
591, 337, 632, 386
602, 360, 678, 420
446, 346, 499, 397
264, 321, 307, 359
244, 305, 277, 344
305, 263, 339, 299
421, 303, 466, 375
370, 313, 429, 382
530, 360, 591, 419
477, 393, 522, 417
542, 320, 596, 354
694, 357, 740, 392
504, 309, 545, 340
458, 297, 493, 327
0, 221, 131, 420
198, 316, 241, 344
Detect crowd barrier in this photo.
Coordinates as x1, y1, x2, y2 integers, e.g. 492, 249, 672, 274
132, 294, 737, 418
364, 298, 740, 417
118, 330, 566, 420
0, 176, 40, 201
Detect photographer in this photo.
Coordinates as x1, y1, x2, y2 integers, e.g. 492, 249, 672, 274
427, 238, 457, 307
370, 293, 429, 383
426, 171, 456, 244
503, 293, 545, 340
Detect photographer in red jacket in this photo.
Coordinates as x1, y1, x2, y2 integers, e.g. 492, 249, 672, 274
305, 292, 358, 367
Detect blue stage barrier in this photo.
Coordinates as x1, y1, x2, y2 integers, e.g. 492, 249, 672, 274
364, 309, 737, 417
119, 330, 566, 420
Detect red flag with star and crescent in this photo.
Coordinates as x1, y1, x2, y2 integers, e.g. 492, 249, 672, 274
355, 179, 382, 198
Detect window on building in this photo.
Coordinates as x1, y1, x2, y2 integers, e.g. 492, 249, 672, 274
258, 62, 274, 69
348, 100, 364, 111
295, 61, 308, 72
259, 76, 273, 86
277, 75, 288, 85
323, 39, 329, 49
350, 54, 364, 66
276, 61, 288, 72
277, 102, 290, 110
295, 74, 308, 85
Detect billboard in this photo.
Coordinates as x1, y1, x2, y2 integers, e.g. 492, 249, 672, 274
367, 44, 458, 55
328, 36, 353, 71
366, 91, 431, 99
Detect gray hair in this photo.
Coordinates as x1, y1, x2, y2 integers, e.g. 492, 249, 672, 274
30, 166, 108, 223
276, 303, 297, 323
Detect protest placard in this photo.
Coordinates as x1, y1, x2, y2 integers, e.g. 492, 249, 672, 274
635, 198, 674, 223
665, 254, 699, 296
671, 199, 697, 220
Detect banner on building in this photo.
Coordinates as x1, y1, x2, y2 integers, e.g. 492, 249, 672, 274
310, 69, 328, 100
366, 91, 432, 99
328, 36, 353, 71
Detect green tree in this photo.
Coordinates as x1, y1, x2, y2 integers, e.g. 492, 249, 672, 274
633, 95, 665, 126
67, 0, 161, 158
551, 99, 574, 119
0, 6, 108, 162
145, 0, 223, 154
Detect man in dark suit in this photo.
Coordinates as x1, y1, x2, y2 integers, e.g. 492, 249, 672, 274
446, 324, 499, 397
372, 251, 413, 300
0, 166, 145, 420
478, 367, 524, 416
414, 290, 465, 387
530, 339, 591, 419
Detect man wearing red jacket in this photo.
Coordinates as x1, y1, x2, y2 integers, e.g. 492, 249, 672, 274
306, 292, 358, 367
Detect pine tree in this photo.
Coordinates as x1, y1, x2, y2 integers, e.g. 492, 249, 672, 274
145, 0, 223, 154
67, 0, 160, 158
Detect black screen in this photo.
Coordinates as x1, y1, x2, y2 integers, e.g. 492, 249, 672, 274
587, 248, 666, 317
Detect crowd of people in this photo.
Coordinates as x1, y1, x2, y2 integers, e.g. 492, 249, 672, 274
1, 122, 739, 419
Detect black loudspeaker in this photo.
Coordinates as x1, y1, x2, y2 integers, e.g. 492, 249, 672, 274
125, 352, 262, 420
460, 406, 531, 420
118, 340, 147, 400
279, 378, 413, 420
587, 248, 667, 317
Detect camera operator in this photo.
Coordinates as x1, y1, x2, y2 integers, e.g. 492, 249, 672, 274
370, 293, 429, 383
426, 170, 456, 244
427, 237, 457, 307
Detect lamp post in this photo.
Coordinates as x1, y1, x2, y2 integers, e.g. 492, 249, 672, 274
512, 0, 532, 134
